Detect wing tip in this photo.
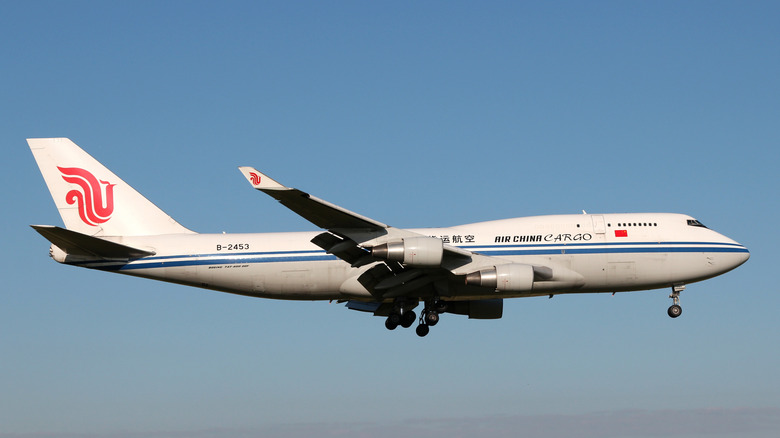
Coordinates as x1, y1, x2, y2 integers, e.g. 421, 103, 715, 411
237, 166, 285, 189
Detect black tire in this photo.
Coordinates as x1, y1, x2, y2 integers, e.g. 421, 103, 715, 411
668, 304, 682, 318
416, 324, 430, 337
385, 317, 399, 330
426, 311, 439, 326
401, 311, 416, 328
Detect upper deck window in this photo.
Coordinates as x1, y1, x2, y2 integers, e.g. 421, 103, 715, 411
687, 219, 708, 228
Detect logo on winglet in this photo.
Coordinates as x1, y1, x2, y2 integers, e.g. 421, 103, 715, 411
249, 172, 262, 186
58, 167, 115, 226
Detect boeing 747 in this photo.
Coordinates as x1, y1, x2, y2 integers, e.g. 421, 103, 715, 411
29, 138, 750, 336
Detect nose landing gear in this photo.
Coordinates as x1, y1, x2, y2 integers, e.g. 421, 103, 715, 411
668, 284, 685, 318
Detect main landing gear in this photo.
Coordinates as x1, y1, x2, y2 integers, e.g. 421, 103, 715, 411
668, 284, 685, 318
415, 303, 442, 337
384, 309, 416, 330
385, 299, 446, 337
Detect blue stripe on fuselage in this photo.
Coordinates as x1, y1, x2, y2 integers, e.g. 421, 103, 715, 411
73, 241, 748, 271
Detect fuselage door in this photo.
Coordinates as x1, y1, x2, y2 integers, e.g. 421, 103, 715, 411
592, 215, 606, 234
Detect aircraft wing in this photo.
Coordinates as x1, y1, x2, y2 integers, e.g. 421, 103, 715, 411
239, 167, 477, 254
238, 167, 388, 231
237, 167, 540, 300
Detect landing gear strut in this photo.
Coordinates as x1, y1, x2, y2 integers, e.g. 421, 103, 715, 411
668, 284, 684, 318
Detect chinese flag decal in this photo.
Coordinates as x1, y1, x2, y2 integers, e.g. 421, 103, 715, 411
615, 230, 628, 238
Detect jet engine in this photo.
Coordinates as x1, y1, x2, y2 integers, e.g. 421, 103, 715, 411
465, 263, 534, 292
371, 236, 444, 267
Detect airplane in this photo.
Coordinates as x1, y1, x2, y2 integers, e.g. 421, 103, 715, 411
28, 138, 750, 337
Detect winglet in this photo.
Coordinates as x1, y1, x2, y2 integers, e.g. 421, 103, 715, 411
238, 167, 286, 190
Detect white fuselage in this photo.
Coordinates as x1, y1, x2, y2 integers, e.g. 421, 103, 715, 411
66, 213, 748, 302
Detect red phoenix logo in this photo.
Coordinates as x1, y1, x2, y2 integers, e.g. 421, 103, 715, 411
58, 167, 116, 226
249, 172, 262, 185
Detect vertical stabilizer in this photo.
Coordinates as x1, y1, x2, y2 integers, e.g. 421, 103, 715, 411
28, 138, 194, 236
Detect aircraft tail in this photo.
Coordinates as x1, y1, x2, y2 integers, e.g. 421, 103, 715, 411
28, 138, 194, 236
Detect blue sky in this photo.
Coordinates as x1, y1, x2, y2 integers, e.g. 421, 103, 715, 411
2, 1, 778, 437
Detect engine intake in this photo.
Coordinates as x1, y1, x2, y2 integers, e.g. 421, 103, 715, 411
465, 263, 534, 292
371, 236, 444, 267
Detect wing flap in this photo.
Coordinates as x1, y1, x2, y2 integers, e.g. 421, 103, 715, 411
310, 232, 374, 267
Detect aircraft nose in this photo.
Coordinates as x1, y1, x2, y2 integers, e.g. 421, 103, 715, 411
723, 244, 750, 272
738, 246, 750, 265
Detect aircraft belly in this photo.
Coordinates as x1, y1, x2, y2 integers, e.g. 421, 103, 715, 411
248, 261, 348, 299
118, 260, 348, 300
667, 252, 729, 284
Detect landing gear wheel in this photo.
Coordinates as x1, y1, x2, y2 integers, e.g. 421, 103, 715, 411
416, 324, 430, 337
385, 314, 401, 330
425, 311, 439, 326
668, 285, 684, 319
400, 311, 416, 328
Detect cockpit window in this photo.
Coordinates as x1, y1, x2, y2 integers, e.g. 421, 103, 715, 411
687, 219, 708, 228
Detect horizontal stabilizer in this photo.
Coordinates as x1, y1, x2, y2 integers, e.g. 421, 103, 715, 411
31, 225, 155, 260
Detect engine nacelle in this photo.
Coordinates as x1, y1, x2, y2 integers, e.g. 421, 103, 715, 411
445, 299, 503, 319
371, 236, 444, 267
465, 263, 534, 292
